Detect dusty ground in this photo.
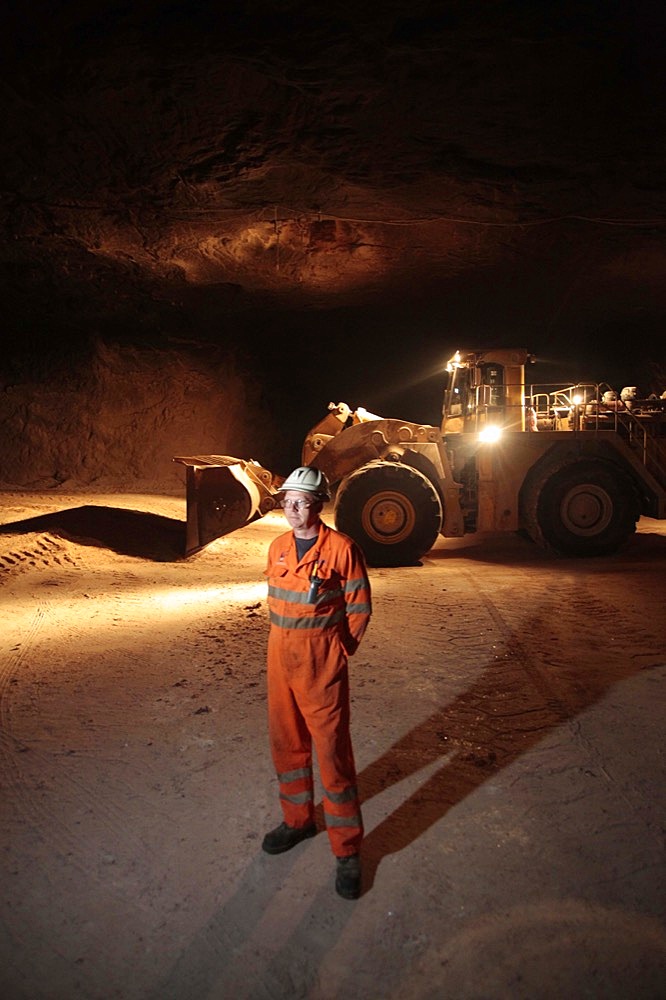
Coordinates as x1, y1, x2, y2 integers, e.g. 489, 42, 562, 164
1, 491, 665, 1000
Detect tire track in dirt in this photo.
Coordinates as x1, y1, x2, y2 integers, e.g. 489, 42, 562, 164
374, 557, 647, 769
367, 569, 564, 763
446, 569, 573, 757
0, 602, 64, 849
547, 578, 664, 656
458, 567, 581, 721
0, 533, 80, 581
451, 559, 665, 767
445, 561, 666, 855
357, 557, 663, 879
466, 564, 664, 679
0, 594, 154, 875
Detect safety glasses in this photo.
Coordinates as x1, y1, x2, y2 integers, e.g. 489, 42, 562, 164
277, 499, 314, 511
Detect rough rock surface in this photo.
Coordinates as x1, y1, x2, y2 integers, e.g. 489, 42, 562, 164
1, 2, 665, 485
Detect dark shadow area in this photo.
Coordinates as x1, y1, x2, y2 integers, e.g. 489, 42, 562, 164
148, 850, 314, 1000
620, 531, 666, 558
353, 610, 659, 895
0, 506, 186, 561
426, 528, 666, 566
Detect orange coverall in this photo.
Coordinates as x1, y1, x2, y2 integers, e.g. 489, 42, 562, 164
265, 521, 372, 857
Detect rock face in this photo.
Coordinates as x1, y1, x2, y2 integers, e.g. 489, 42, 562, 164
1, 2, 665, 486
0, 341, 276, 491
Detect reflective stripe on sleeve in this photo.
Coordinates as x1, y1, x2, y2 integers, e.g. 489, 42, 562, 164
346, 601, 372, 615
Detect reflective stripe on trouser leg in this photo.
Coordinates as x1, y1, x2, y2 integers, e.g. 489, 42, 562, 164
305, 658, 363, 857
323, 784, 363, 857
277, 765, 315, 828
267, 629, 362, 851
267, 639, 316, 828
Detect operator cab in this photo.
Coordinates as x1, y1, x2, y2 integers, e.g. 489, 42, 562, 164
442, 349, 532, 435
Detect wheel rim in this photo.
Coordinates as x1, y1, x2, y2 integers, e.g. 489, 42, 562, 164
360, 490, 417, 545
559, 483, 613, 536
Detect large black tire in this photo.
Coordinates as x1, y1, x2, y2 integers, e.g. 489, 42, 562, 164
334, 461, 442, 566
535, 460, 638, 556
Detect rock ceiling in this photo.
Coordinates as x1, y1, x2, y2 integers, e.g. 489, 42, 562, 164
1, 2, 665, 397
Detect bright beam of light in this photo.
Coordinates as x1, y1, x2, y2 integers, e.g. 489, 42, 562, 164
4, 581, 269, 655
152, 582, 266, 609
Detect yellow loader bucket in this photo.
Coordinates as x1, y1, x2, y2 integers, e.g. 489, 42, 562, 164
173, 455, 282, 555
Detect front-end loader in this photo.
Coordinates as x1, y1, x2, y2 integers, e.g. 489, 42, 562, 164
176, 348, 666, 564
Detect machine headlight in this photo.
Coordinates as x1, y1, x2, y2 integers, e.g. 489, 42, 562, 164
479, 425, 503, 443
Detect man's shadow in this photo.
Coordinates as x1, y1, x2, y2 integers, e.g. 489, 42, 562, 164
0, 506, 186, 561
354, 618, 652, 892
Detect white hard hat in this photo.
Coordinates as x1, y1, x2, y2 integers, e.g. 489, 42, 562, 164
279, 466, 330, 500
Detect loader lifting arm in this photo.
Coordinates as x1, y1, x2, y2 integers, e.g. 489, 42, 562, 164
302, 402, 465, 565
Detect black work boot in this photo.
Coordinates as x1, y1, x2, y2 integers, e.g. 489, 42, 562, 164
262, 821, 316, 855
335, 854, 361, 899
